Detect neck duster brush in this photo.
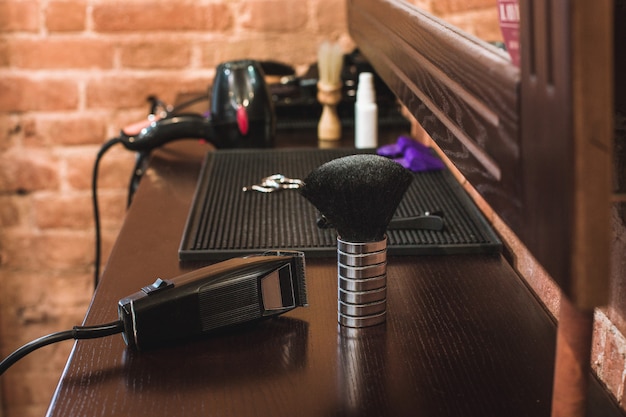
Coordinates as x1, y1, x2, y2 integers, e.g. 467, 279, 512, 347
300, 154, 413, 327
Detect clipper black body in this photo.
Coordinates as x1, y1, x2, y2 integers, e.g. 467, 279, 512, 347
118, 251, 307, 350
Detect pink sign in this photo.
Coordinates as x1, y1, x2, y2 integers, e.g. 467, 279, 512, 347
497, 0, 520, 67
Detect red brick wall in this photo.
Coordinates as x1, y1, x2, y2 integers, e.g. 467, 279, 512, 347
0, 2, 351, 416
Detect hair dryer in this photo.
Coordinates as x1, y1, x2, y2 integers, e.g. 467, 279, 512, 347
120, 59, 276, 152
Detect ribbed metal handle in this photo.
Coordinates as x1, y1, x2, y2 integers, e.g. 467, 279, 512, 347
337, 236, 387, 328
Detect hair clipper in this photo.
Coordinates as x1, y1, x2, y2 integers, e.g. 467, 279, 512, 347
118, 251, 307, 350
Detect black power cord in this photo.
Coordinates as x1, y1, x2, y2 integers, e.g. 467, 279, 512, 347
92, 137, 123, 288
0, 320, 124, 376
1, 126, 137, 375
170, 93, 207, 114
127, 150, 151, 208
92, 94, 209, 287
1, 96, 214, 375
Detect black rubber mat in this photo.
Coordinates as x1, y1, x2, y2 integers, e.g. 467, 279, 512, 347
179, 148, 501, 261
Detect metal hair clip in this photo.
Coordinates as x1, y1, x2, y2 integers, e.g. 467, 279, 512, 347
242, 174, 304, 193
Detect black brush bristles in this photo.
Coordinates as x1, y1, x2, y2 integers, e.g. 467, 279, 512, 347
300, 154, 413, 242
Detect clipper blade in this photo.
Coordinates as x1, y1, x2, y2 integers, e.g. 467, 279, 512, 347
261, 250, 308, 307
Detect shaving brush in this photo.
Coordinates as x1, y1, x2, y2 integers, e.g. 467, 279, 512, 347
301, 154, 413, 327
316, 41, 343, 141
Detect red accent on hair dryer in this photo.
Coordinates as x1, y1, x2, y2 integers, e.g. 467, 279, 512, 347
237, 105, 249, 135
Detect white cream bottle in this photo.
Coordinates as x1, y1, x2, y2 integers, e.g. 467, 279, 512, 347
354, 72, 378, 149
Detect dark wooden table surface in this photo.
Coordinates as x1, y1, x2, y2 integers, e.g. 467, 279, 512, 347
45, 135, 624, 417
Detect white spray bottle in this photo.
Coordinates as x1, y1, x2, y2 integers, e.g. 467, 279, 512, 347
354, 72, 378, 149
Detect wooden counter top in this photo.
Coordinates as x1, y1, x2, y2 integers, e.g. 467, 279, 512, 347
46, 140, 624, 417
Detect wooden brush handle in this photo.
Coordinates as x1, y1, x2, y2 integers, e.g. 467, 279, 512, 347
317, 82, 342, 141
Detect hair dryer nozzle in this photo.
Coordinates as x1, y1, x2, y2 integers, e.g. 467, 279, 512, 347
118, 251, 307, 350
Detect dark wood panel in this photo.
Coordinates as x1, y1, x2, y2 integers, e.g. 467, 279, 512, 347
520, 0, 613, 308
518, 0, 574, 301
348, 0, 523, 230
348, 0, 614, 308
608, 0, 626, 333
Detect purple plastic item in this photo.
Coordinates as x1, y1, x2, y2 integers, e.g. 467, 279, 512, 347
394, 147, 446, 172
377, 136, 417, 157
377, 136, 445, 172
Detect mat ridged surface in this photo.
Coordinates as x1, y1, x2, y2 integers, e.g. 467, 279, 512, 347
179, 148, 501, 261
